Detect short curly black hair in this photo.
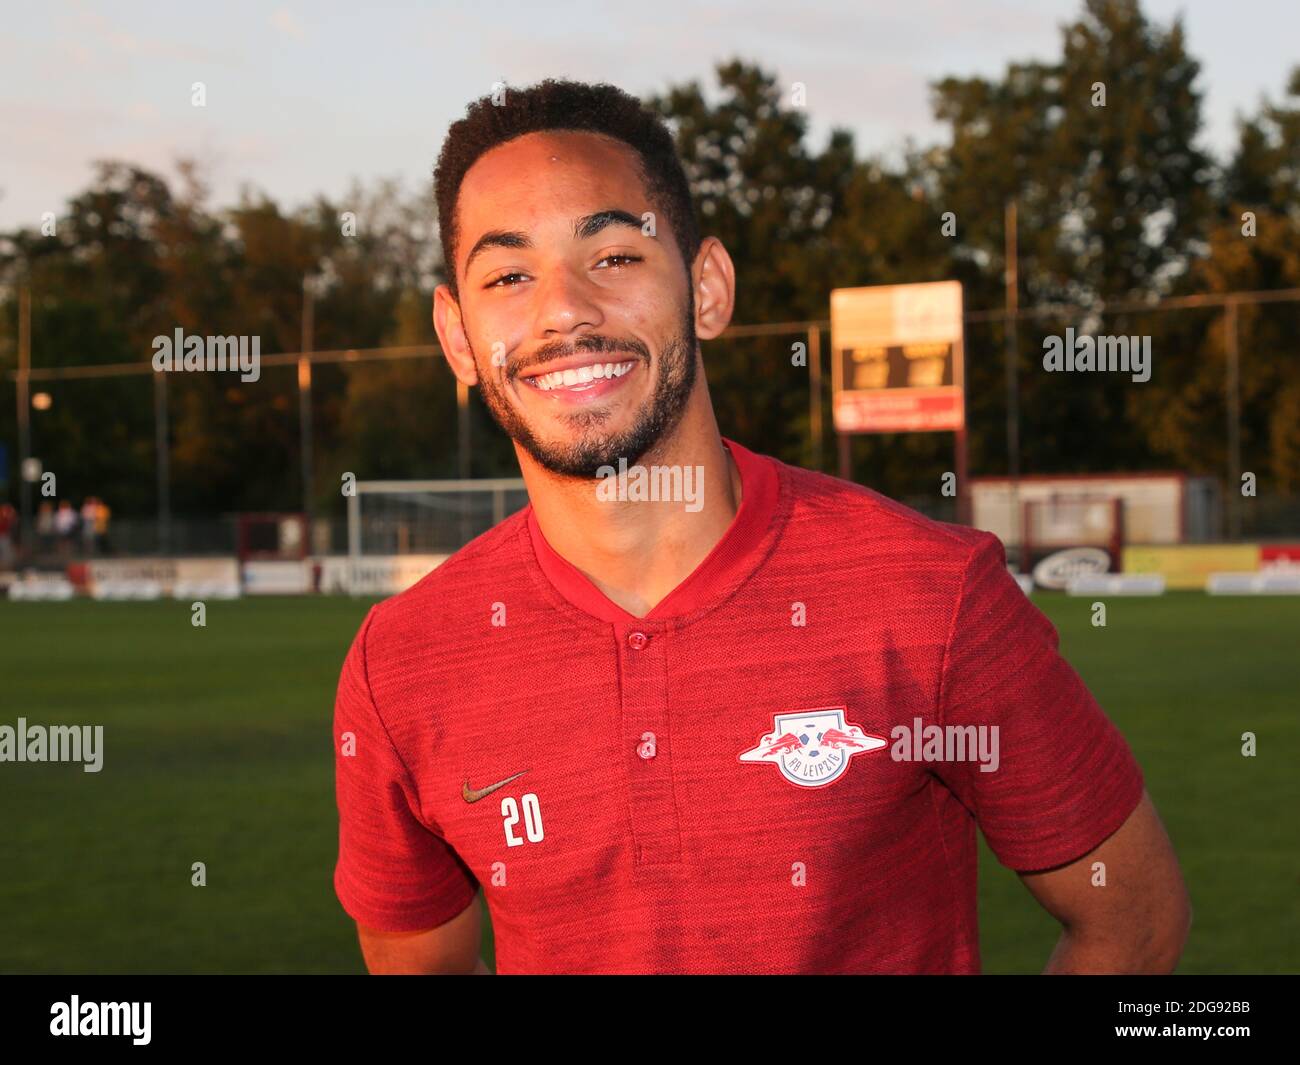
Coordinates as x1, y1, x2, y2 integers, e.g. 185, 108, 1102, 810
433, 78, 701, 302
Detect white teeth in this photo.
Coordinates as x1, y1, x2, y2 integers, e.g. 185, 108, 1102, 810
529, 360, 634, 391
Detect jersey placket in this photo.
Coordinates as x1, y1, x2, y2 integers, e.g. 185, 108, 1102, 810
615, 622, 682, 866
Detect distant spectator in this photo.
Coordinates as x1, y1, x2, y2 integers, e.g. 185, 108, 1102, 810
94, 498, 112, 554
81, 497, 99, 556
36, 501, 55, 554
0, 503, 15, 567
54, 500, 77, 556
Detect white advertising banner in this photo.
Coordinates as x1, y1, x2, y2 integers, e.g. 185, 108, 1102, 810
318, 555, 447, 596
241, 560, 313, 595
83, 558, 241, 597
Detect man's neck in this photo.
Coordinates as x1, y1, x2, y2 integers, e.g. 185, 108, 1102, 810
521, 412, 742, 619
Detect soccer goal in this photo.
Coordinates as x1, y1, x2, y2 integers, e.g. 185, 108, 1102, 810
345, 478, 529, 563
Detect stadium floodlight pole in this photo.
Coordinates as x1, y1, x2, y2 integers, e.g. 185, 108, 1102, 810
1225, 299, 1241, 541
955, 339, 969, 525
16, 282, 32, 561
300, 276, 316, 542
807, 323, 822, 471
1005, 199, 1022, 571
456, 379, 471, 546
153, 371, 171, 554
346, 488, 361, 599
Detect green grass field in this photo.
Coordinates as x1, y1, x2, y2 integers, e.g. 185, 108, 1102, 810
0, 593, 1295, 973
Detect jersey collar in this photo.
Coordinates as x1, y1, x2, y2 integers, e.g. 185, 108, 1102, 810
525, 437, 782, 626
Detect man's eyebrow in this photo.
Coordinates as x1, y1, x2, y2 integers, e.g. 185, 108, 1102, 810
462, 209, 645, 275
464, 230, 532, 273
573, 209, 644, 240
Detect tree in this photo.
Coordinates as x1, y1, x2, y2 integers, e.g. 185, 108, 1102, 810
648, 59, 954, 488
924, 0, 1215, 477
1142, 68, 1300, 491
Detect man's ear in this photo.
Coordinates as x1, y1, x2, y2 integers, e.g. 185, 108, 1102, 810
691, 237, 736, 342
433, 284, 479, 386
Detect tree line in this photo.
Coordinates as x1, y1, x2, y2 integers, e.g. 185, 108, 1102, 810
1, 0, 1297, 518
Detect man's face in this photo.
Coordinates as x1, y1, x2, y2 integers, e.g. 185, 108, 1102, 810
449, 130, 697, 478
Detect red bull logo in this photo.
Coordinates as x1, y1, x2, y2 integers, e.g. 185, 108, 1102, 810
738, 706, 887, 788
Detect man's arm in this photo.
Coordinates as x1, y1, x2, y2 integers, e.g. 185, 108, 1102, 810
1018, 789, 1191, 974
355, 892, 491, 975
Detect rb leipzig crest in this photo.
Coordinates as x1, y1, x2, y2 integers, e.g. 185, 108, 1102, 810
738, 706, 887, 788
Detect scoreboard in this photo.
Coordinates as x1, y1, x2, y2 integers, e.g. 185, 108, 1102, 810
830, 281, 965, 433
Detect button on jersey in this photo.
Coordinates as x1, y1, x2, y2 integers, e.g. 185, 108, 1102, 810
333, 439, 1144, 974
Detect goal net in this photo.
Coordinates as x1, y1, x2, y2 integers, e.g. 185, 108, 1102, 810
346, 478, 529, 559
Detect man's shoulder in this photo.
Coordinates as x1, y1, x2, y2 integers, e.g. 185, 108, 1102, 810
770, 454, 995, 569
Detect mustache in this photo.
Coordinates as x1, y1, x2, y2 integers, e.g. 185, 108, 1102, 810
510, 335, 651, 377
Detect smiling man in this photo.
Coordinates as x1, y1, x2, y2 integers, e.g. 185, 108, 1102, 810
332, 79, 1190, 975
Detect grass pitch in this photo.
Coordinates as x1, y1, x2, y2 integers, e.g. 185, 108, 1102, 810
0, 593, 1295, 973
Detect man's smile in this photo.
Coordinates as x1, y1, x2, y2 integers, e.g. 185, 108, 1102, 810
515, 354, 643, 404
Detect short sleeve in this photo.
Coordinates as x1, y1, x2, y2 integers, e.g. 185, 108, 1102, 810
333, 607, 480, 931
932, 533, 1144, 873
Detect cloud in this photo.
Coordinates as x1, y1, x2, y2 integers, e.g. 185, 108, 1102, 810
270, 9, 305, 41
55, 4, 245, 67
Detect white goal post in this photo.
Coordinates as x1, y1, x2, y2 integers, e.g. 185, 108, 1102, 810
345, 478, 528, 570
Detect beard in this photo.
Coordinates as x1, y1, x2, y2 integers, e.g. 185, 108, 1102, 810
468, 291, 698, 479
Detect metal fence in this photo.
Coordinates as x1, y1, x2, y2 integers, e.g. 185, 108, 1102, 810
5, 284, 1299, 564
9, 490, 1298, 571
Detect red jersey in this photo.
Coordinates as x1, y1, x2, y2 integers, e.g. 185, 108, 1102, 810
333, 438, 1144, 973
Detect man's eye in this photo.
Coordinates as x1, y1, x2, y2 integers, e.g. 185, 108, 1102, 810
485, 256, 641, 288
596, 254, 643, 269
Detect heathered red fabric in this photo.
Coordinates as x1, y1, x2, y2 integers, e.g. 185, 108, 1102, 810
333, 437, 1144, 974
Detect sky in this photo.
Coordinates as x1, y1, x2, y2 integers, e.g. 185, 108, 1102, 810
1, 0, 1297, 230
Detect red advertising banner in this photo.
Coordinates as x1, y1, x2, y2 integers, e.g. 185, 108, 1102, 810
833, 386, 964, 432
1260, 544, 1300, 570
